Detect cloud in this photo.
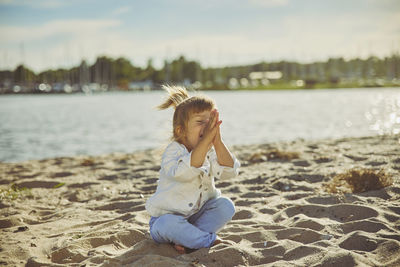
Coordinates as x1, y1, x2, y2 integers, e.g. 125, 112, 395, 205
0, 19, 123, 71
0, 0, 13, 4
2, 17, 398, 72
140, 10, 399, 67
248, 0, 289, 8
0, 3, 398, 71
0, 19, 121, 44
112, 6, 132, 16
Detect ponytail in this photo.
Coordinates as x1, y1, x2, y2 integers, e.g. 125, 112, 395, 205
157, 84, 215, 143
157, 85, 190, 110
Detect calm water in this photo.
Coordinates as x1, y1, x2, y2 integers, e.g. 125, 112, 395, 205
1, 88, 399, 162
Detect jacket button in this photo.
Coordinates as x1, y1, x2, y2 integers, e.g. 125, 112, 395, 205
188, 203, 193, 207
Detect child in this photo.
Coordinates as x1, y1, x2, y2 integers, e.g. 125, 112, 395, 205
145, 85, 240, 253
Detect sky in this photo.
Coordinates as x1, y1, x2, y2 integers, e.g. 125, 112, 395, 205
0, 0, 399, 72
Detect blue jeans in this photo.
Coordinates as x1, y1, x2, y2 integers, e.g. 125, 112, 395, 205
149, 197, 235, 249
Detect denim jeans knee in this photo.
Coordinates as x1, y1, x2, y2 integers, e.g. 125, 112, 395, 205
150, 214, 183, 243
214, 197, 236, 220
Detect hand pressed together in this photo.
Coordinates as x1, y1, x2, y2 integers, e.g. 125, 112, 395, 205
190, 108, 234, 168
202, 109, 222, 147
190, 109, 221, 168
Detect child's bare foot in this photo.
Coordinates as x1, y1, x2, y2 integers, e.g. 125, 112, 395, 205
212, 237, 229, 247
173, 244, 186, 254
173, 238, 227, 254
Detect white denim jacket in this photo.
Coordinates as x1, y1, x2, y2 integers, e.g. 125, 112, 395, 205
145, 141, 240, 218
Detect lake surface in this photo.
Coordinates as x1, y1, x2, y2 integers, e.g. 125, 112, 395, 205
1, 88, 399, 162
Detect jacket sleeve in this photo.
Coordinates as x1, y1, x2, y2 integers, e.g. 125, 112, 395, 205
161, 142, 209, 182
209, 149, 240, 180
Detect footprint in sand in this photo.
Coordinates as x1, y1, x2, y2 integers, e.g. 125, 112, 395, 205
94, 200, 144, 213
68, 182, 100, 188
285, 174, 325, 183
15, 180, 62, 189
235, 200, 259, 206
51, 171, 74, 178
0, 216, 24, 229
292, 160, 311, 167
314, 157, 333, 163
275, 228, 322, 244
98, 174, 118, 181
339, 231, 379, 252
341, 219, 395, 235
232, 209, 253, 220
289, 217, 325, 231
143, 177, 158, 184
275, 204, 378, 223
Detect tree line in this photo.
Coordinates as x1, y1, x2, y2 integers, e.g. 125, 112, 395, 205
0, 54, 399, 93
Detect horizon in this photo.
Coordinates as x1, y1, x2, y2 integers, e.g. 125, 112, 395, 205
1, 0, 399, 72
2, 53, 398, 74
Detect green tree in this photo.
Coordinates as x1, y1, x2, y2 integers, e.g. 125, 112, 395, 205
13, 65, 36, 84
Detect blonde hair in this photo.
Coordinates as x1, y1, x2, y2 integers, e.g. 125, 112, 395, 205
158, 85, 215, 142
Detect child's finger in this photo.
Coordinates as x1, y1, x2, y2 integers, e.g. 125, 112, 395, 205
213, 109, 219, 125
212, 120, 222, 134
209, 110, 217, 127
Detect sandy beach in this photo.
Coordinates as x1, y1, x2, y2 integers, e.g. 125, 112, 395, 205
0, 134, 399, 266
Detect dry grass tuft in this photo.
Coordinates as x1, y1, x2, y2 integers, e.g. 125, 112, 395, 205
249, 149, 300, 163
325, 168, 393, 194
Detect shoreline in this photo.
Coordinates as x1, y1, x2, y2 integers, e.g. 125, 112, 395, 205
0, 134, 399, 266
1, 85, 399, 96
1, 133, 396, 164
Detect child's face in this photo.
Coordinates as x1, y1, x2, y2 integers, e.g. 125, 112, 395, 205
182, 109, 211, 152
